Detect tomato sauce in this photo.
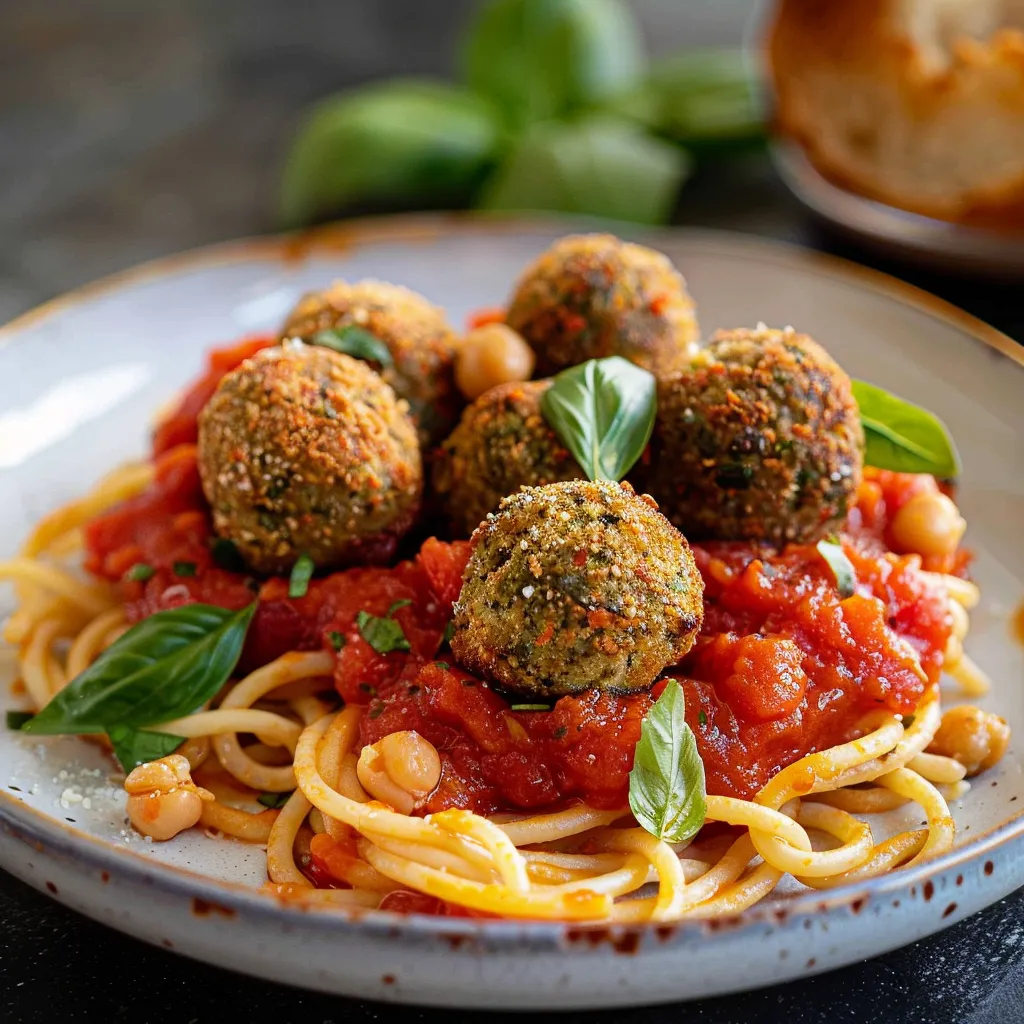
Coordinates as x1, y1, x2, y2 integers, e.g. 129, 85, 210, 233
82, 339, 959, 814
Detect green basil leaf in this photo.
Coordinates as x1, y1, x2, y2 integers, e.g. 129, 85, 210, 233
6, 710, 33, 730
23, 603, 256, 736
461, 0, 643, 129
257, 791, 294, 809
281, 79, 503, 226
172, 561, 197, 578
442, 620, 456, 645
108, 725, 185, 773
852, 381, 961, 477
210, 538, 247, 573
629, 679, 706, 844
541, 356, 656, 482
480, 116, 690, 225
357, 609, 411, 655
434, 661, 451, 671
125, 562, 155, 583
645, 49, 764, 151
327, 630, 346, 652
816, 539, 856, 599
387, 599, 413, 616
312, 325, 394, 368
288, 554, 315, 599
510, 703, 551, 712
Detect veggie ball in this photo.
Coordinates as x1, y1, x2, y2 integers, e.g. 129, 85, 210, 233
450, 479, 704, 696
644, 325, 864, 545
280, 279, 462, 448
197, 341, 422, 574
432, 379, 584, 538
504, 233, 699, 378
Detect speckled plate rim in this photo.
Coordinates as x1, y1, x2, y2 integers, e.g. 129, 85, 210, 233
1, 212, 1023, 952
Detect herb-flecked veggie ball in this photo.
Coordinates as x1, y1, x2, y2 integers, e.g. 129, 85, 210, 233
644, 325, 864, 545
504, 234, 699, 378
450, 479, 704, 696
280, 279, 462, 448
432, 379, 584, 537
197, 342, 422, 574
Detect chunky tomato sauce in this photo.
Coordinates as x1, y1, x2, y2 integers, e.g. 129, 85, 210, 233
83, 340, 960, 813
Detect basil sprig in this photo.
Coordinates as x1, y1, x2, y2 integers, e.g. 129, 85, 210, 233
853, 381, 961, 478
22, 603, 256, 770
313, 325, 394, 368
816, 538, 856, 599
628, 679, 707, 844
541, 356, 656, 482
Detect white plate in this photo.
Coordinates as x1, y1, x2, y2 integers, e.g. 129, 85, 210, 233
1, 216, 1023, 1010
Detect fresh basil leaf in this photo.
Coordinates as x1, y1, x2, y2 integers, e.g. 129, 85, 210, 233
357, 609, 411, 655
6, 710, 33, 730
434, 661, 450, 671
281, 79, 503, 226
211, 538, 247, 573
628, 679, 706, 844
288, 554, 315, 599
108, 725, 185, 773
312, 325, 393, 368
461, 0, 643, 129
480, 116, 690, 225
644, 49, 764, 152
327, 630, 345, 652
852, 381, 961, 478
387, 599, 413, 616
23, 603, 256, 736
126, 562, 155, 583
698, 710, 708, 727
442, 620, 456, 645
816, 539, 856, 599
510, 703, 550, 712
173, 561, 197, 578
541, 356, 656, 482
257, 791, 293, 810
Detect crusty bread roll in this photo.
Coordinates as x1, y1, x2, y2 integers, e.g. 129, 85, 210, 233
768, 0, 1024, 229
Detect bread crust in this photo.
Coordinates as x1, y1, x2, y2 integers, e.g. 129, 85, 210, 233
768, 0, 1024, 229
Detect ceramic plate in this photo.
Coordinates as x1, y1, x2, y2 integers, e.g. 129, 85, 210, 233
772, 142, 1024, 280
1, 216, 1023, 1010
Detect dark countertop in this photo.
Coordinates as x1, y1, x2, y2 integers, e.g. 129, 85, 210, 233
2, 3, 1023, 1022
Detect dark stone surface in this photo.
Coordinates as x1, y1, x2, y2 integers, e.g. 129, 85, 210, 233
1, 2, 1022, 1022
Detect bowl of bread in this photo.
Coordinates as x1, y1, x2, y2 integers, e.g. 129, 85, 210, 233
767, 0, 1024, 274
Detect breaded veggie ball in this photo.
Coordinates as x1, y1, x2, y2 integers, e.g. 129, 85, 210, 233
644, 326, 864, 545
433, 380, 584, 538
450, 480, 704, 696
505, 234, 699, 378
197, 342, 422, 574
280, 279, 462, 448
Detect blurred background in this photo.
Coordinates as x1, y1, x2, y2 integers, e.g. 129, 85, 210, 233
0, 0, 769, 324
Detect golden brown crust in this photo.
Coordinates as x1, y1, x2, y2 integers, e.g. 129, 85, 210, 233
768, 1, 1024, 229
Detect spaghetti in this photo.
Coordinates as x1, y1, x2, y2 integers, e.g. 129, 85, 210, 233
0, 457, 1003, 922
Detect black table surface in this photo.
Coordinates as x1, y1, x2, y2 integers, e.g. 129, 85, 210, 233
2, 3, 1023, 1022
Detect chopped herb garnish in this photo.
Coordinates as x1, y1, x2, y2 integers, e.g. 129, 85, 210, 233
211, 537, 247, 572
126, 562, 155, 582
387, 599, 413, 615
6, 710, 33, 730
327, 630, 345, 652
442, 620, 456, 645
510, 703, 550, 712
816, 538, 856, 599
434, 661, 450, 670
367, 703, 385, 720
257, 791, 293, 809
357, 608, 411, 654
698, 711, 708, 727
553, 725, 568, 739
289, 553, 315, 599
312, 325, 394, 368
172, 560, 197, 578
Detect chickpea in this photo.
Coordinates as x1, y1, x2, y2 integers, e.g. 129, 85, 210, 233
454, 323, 535, 401
927, 705, 1011, 776
890, 491, 966, 557
124, 754, 213, 841
356, 731, 442, 814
